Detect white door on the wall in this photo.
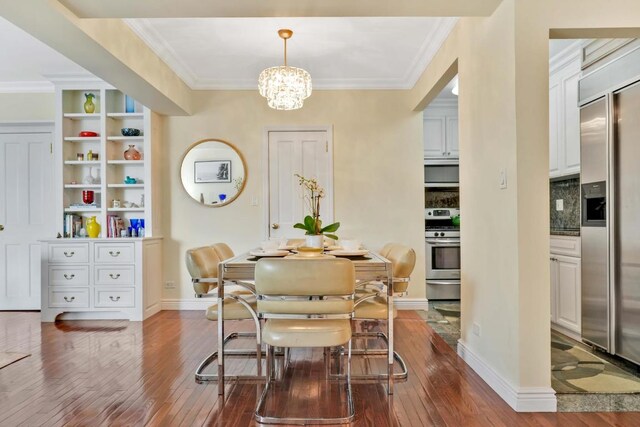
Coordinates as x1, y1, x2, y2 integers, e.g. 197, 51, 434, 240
267, 130, 333, 239
0, 131, 54, 309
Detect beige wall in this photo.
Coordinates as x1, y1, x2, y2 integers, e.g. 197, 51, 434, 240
0, 93, 55, 121
409, 0, 640, 402
162, 90, 426, 301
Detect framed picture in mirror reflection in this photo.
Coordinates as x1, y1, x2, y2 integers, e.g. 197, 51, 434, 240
194, 160, 232, 183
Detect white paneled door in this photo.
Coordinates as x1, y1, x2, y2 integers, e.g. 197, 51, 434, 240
267, 130, 333, 239
0, 130, 54, 309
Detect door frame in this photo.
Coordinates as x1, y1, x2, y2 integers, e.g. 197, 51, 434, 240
0, 121, 54, 310
262, 125, 334, 240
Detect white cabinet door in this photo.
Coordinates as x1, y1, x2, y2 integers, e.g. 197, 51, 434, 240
549, 79, 561, 177
423, 117, 446, 158
267, 130, 332, 239
562, 66, 581, 175
555, 255, 581, 333
445, 116, 459, 158
0, 131, 54, 309
550, 257, 558, 322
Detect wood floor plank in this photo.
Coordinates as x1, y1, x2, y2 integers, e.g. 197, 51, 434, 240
1, 310, 640, 426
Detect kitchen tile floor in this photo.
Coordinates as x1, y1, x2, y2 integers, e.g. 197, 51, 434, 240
417, 301, 640, 412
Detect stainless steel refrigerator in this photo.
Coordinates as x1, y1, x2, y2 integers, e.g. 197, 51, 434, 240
579, 48, 640, 366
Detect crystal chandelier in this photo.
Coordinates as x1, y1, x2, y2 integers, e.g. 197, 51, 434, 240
258, 29, 312, 110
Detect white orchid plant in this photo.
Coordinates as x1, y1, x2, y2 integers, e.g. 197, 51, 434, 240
293, 174, 340, 239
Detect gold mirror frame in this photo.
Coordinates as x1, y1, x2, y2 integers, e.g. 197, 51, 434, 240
179, 138, 248, 208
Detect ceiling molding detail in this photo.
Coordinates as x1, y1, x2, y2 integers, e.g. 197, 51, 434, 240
125, 18, 458, 90
0, 81, 54, 93
549, 40, 583, 74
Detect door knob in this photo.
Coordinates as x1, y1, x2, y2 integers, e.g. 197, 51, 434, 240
0, 224, 3, 231
271, 223, 279, 230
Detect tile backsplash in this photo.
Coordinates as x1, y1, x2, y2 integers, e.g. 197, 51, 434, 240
550, 177, 580, 231
425, 188, 459, 208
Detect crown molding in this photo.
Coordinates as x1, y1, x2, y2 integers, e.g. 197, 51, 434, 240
125, 18, 458, 90
549, 40, 583, 74
125, 18, 199, 88
404, 18, 458, 89
0, 81, 54, 93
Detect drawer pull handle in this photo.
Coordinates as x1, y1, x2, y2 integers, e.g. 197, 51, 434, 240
109, 251, 121, 257
109, 273, 121, 279
64, 251, 75, 257
63, 274, 75, 280
63, 296, 75, 302
109, 296, 121, 302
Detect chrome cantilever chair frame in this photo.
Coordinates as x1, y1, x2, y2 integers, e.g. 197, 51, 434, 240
339, 276, 410, 382
193, 277, 265, 383
254, 298, 355, 425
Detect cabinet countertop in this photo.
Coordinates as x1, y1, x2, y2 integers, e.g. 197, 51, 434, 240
551, 229, 580, 237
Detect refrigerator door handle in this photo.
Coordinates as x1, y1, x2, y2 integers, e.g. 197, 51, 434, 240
607, 92, 616, 354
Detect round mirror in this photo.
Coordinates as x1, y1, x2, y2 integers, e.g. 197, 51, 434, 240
180, 138, 247, 207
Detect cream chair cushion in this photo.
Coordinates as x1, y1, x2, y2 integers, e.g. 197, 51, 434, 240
211, 242, 235, 262
379, 243, 416, 293
206, 295, 257, 321
186, 246, 221, 295
255, 258, 355, 348
354, 296, 398, 320
262, 319, 351, 348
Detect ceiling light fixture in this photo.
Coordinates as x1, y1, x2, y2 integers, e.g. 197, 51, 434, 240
258, 29, 312, 110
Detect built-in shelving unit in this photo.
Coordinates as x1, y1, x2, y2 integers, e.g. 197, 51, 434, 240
55, 82, 160, 239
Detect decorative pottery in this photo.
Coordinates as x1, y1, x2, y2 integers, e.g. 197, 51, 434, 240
86, 216, 101, 238
305, 235, 324, 248
218, 194, 227, 203
79, 131, 98, 137
84, 93, 96, 114
121, 128, 141, 136
124, 176, 137, 184
82, 190, 94, 205
296, 246, 324, 258
125, 95, 135, 113
124, 145, 142, 160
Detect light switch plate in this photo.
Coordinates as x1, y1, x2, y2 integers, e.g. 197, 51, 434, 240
499, 168, 507, 189
556, 199, 564, 211
251, 196, 259, 206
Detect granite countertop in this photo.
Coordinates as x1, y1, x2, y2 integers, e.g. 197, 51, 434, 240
551, 229, 580, 237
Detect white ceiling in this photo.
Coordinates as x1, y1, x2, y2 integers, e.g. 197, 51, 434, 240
0, 16, 90, 92
125, 17, 458, 90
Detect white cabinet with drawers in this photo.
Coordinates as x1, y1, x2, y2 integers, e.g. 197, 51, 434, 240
41, 238, 162, 321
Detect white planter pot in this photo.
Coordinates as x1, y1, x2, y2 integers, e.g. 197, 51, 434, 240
305, 235, 324, 248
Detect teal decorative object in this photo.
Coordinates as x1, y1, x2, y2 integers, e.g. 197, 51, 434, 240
124, 176, 137, 184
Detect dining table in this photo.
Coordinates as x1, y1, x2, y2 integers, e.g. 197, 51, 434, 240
215, 248, 395, 395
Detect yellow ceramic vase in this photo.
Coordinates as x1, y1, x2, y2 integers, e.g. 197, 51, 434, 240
86, 216, 101, 238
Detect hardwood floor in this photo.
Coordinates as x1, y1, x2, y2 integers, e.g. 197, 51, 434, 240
0, 310, 639, 426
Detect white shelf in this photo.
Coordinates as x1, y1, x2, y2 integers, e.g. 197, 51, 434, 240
64, 184, 101, 189
63, 113, 100, 120
107, 136, 144, 141
64, 160, 101, 165
107, 184, 144, 188
64, 207, 102, 213
64, 137, 100, 142
107, 113, 144, 119
107, 208, 145, 212
107, 160, 144, 165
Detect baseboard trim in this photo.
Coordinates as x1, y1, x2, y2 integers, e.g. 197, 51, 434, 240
162, 298, 211, 310
161, 297, 430, 312
457, 340, 557, 412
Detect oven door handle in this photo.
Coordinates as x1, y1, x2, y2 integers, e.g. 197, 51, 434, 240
426, 239, 460, 245
426, 280, 461, 286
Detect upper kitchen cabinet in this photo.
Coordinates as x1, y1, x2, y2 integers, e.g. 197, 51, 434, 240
423, 100, 459, 160
549, 42, 582, 178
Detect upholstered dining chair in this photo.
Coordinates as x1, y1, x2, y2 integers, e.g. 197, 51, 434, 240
254, 258, 356, 425
351, 243, 416, 381
185, 245, 263, 382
